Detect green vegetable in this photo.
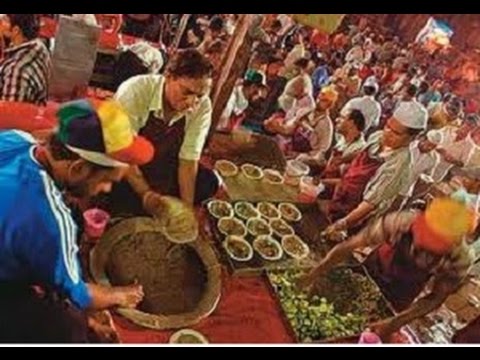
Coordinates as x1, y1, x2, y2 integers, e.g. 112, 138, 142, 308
269, 268, 390, 342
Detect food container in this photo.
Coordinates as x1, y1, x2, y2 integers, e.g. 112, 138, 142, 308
241, 163, 264, 181
298, 176, 325, 203
358, 330, 382, 344
83, 208, 110, 239
284, 160, 310, 187
264, 169, 285, 185
253, 235, 283, 261
214, 160, 239, 178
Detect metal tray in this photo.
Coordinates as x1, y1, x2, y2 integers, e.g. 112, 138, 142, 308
203, 201, 333, 277
265, 264, 396, 343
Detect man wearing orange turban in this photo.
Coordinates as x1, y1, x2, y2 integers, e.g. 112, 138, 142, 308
300, 198, 475, 342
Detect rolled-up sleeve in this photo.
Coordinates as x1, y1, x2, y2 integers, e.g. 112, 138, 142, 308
179, 98, 213, 161
359, 211, 417, 248
114, 75, 159, 133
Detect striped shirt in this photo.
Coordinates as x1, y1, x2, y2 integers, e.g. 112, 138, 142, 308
0, 39, 51, 106
363, 131, 413, 217
360, 211, 475, 284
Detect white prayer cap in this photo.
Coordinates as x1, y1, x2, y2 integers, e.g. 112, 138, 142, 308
393, 101, 428, 130
426, 130, 443, 145
363, 77, 379, 94
125, 41, 164, 74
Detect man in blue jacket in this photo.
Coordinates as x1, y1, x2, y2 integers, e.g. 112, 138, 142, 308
0, 99, 154, 343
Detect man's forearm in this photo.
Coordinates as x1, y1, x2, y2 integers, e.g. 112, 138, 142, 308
178, 159, 199, 206
86, 283, 121, 311
125, 166, 153, 198
342, 201, 375, 229
386, 292, 446, 333
313, 241, 356, 276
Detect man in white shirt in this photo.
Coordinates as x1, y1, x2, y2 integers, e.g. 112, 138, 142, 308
323, 109, 367, 179
217, 71, 267, 131
340, 81, 381, 132
294, 88, 338, 165
114, 49, 217, 211
399, 132, 440, 201
326, 101, 428, 233
431, 126, 480, 183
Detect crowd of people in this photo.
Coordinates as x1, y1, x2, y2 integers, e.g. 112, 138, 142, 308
0, 13, 479, 343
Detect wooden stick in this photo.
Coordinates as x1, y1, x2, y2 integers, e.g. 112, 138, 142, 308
169, 14, 191, 54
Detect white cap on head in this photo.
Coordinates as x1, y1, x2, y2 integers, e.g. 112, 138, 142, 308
363, 77, 379, 94
426, 130, 443, 145
393, 101, 428, 130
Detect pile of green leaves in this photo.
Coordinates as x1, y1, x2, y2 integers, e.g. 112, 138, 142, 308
269, 268, 390, 342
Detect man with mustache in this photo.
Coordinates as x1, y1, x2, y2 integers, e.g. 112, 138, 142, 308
0, 100, 154, 342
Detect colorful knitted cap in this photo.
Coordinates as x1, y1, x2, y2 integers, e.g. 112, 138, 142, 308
56, 99, 154, 167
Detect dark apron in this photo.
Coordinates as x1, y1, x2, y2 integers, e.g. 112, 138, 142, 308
108, 111, 219, 216
328, 146, 384, 222
364, 232, 442, 312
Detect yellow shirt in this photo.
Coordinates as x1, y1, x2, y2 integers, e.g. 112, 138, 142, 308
115, 75, 212, 162
428, 103, 461, 130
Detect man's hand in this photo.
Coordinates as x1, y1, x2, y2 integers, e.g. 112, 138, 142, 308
143, 192, 199, 242
88, 311, 121, 343
323, 219, 348, 242
369, 319, 397, 343
435, 148, 456, 163
264, 116, 284, 133
114, 283, 144, 309
297, 269, 318, 293
297, 264, 329, 297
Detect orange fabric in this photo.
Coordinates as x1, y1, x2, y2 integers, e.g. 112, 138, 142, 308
114, 271, 295, 344
0, 101, 58, 132
425, 198, 475, 239
412, 215, 454, 255
39, 17, 57, 39
39, 17, 161, 51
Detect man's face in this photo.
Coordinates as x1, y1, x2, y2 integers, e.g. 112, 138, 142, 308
418, 138, 436, 153
337, 116, 353, 135
445, 100, 461, 120
0, 16, 13, 44
266, 62, 283, 78
243, 84, 262, 102
65, 161, 129, 199
382, 117, 414, 149
165, 76, 212, 113
316, 93, 333, 111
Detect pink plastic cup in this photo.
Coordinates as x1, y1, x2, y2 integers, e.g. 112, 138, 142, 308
358, 330, 382, 344
83, 209, 110, 239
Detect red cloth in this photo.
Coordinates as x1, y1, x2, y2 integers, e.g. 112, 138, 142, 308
0, 101, 58, 132
39, 17, 162, 51
328, 147, 383, 221
39, 17, 57, 39
358, 66, 374, 81
114, 272, 295, 344
99, 32, 120, 50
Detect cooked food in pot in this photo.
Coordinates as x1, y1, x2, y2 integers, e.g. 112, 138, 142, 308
253, 235, 283, 261
257, 202, 281, 220
234, 201, 259, 220
218, 217, 247, 237
208, 200, 234, 219
270, 218, 294, 237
